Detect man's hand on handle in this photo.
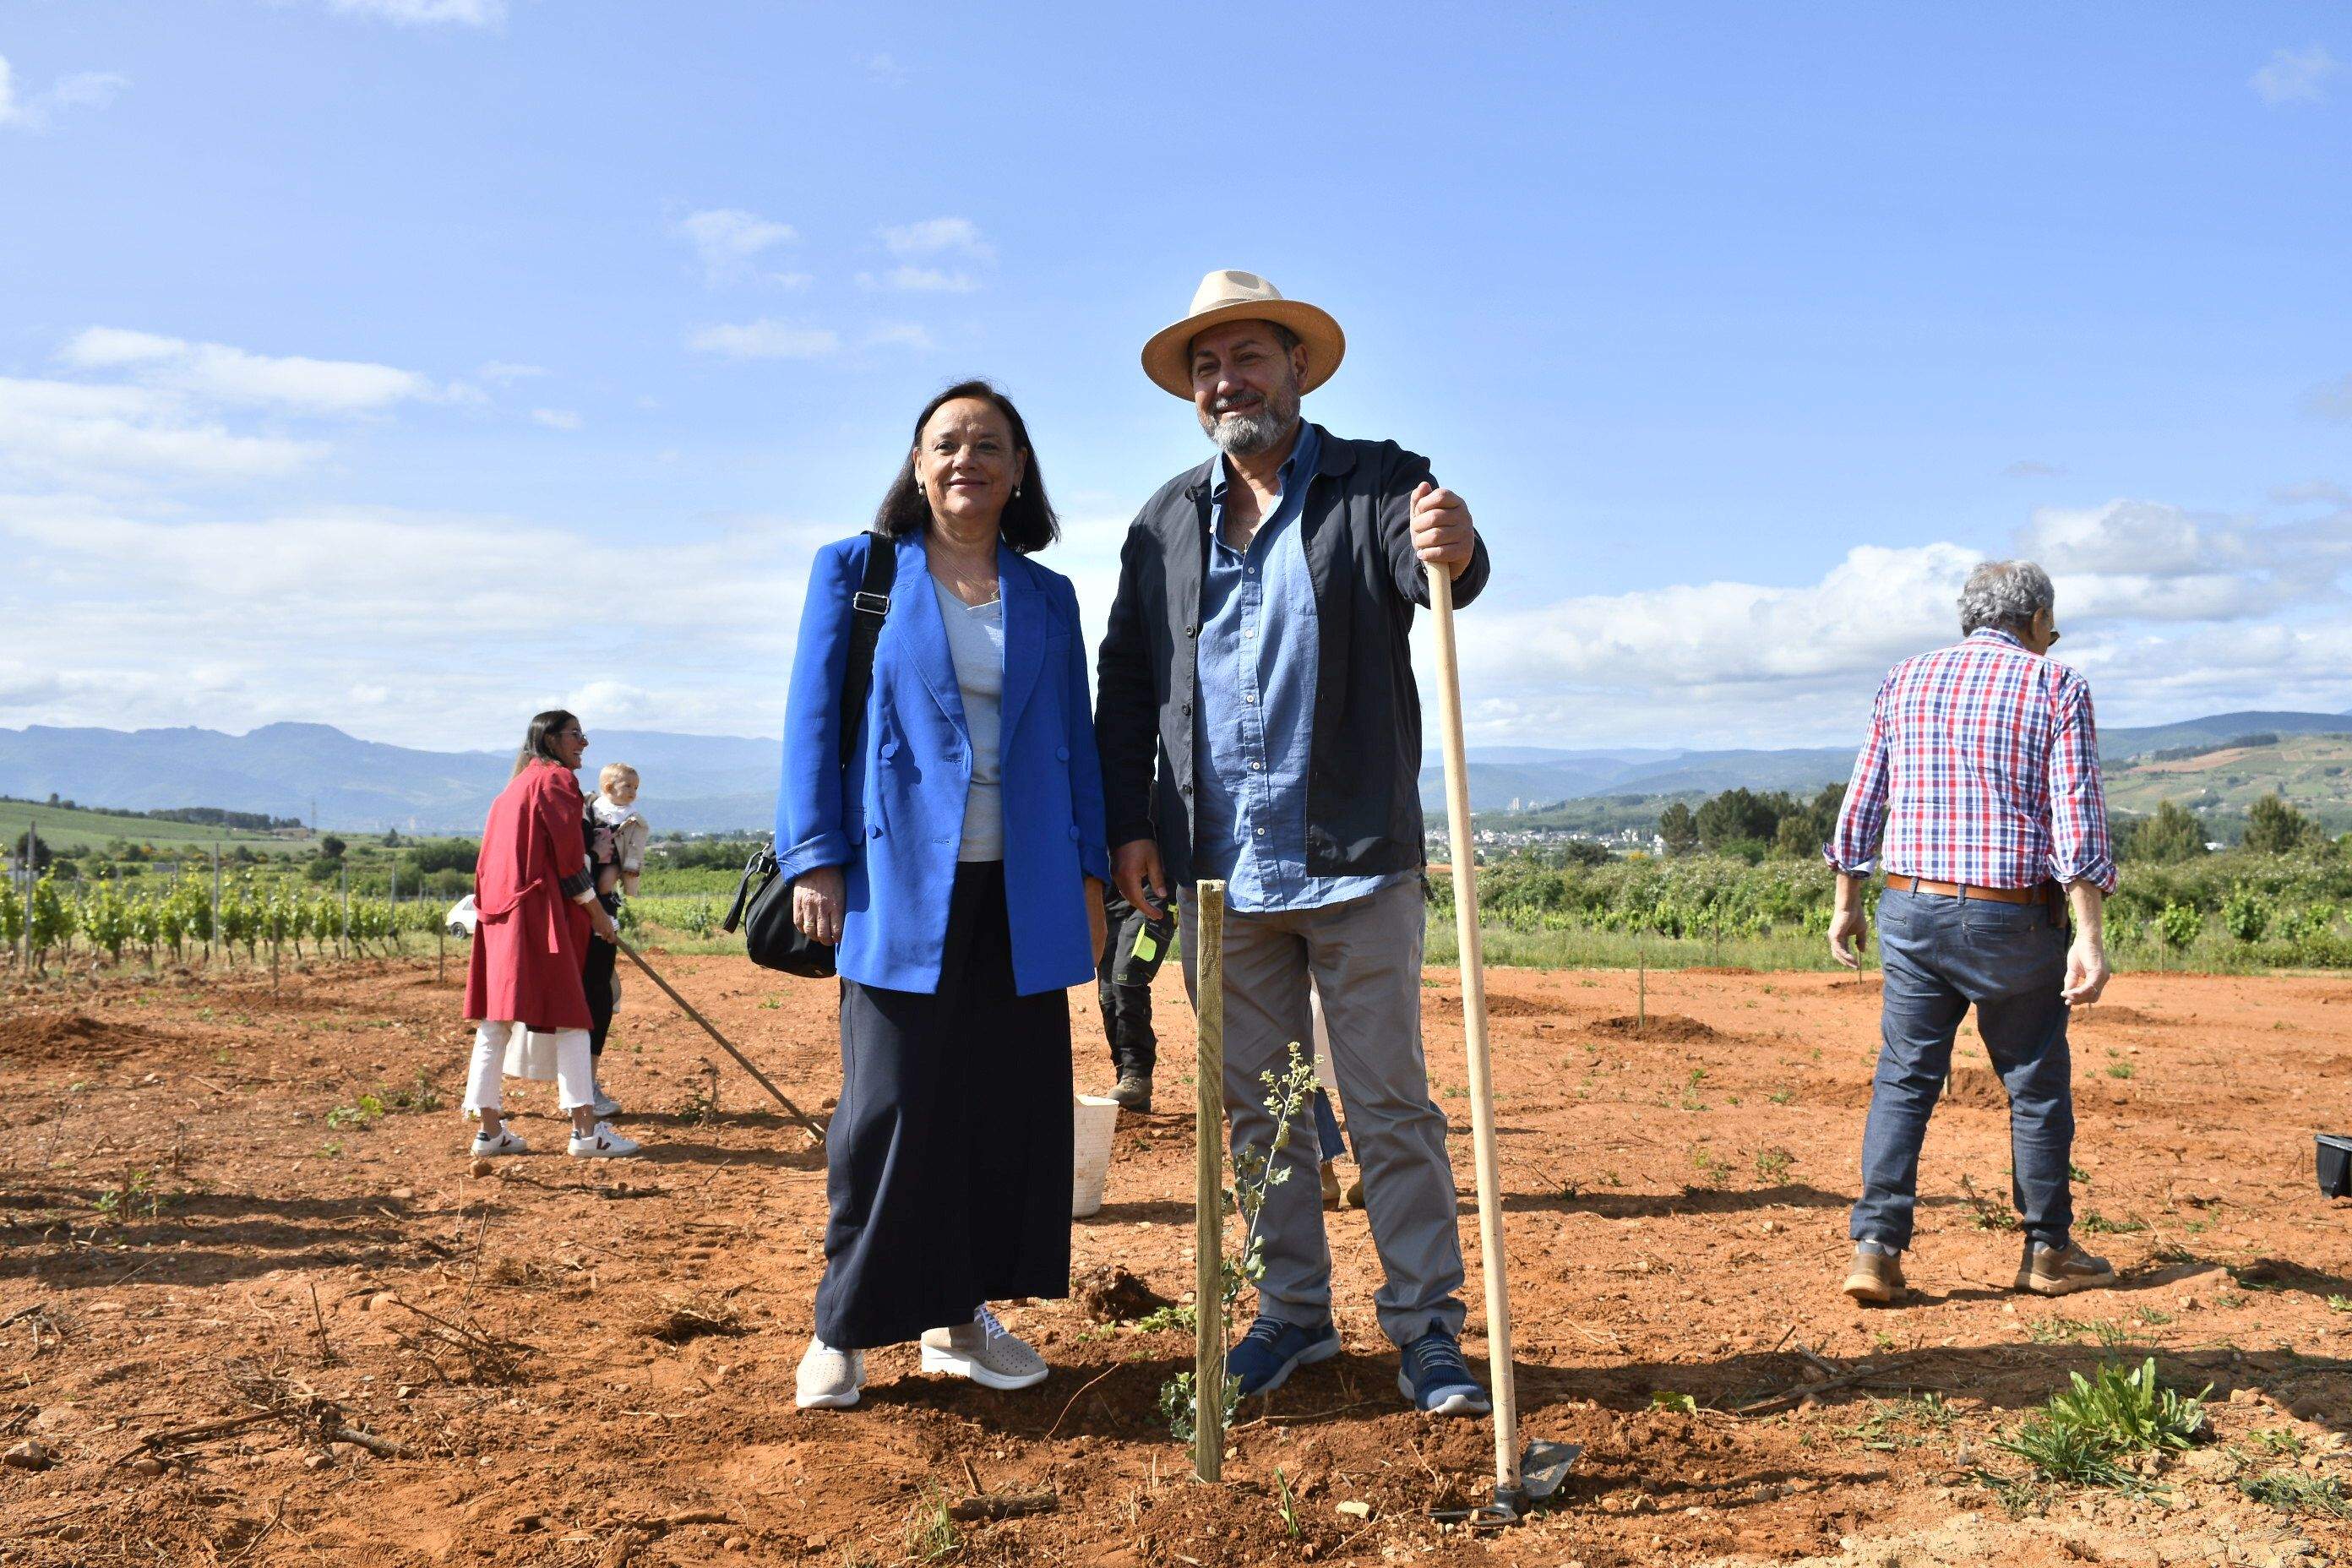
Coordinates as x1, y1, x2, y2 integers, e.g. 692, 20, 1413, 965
1113, 839, 1168, 923
792, 865, 847, 947
588, 901, 619, 945
1410, 481, 1476, 579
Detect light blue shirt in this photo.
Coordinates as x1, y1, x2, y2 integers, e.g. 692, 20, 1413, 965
1191, 421, 1407, 913
932, 575, 1005, 863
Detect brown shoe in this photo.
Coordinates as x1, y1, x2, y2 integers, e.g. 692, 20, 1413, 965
1108, 1072, 1152, 1114
2014, 1239, 2115, 1296
1342, 1173, 1364, 1209
1841, 1245, 1906, 1304
1320, 1159, 1342, 1208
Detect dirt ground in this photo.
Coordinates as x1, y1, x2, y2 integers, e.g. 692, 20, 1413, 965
3, 954, 2350, 1567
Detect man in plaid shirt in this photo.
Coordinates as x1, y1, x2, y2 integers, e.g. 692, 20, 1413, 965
1825, 560, 2118, 1304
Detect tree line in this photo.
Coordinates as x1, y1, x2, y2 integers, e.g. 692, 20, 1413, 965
1658, 787, 2333, 864
1655, 785, 1846, 862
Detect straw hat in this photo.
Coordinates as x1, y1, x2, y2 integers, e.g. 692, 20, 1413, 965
1140, 270, 1346, 399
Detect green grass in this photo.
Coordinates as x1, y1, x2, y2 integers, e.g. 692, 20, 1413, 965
2235, 1465, 2352, 1520
1425, 922, 1848, 972
7, 798, 306, 854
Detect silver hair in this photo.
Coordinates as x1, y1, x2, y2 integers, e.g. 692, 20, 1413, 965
1957, 559, 2055, 636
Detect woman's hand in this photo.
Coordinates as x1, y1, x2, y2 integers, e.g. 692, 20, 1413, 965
794, 865, 847, 945
1085, 875, 1108, 964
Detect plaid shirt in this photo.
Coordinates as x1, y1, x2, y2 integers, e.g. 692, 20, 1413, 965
1827, 628, 2117, 893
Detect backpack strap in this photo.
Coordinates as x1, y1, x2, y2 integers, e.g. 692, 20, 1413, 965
836, 531, 897, 772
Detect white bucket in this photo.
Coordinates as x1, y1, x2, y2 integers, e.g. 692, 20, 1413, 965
1071, 1095, 1122, 1219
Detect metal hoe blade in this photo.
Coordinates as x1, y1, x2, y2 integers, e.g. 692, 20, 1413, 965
1431, 1441, 1582, 1527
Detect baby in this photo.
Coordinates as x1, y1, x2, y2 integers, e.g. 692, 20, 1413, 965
590, 763, 649, 899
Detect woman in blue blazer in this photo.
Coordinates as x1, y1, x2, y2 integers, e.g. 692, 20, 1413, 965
777, 380, 1110, 1409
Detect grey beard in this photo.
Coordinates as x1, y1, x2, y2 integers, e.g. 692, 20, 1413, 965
1206, 408, 1298, 458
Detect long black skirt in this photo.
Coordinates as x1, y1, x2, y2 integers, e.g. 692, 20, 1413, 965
813, 860, 1073, 1349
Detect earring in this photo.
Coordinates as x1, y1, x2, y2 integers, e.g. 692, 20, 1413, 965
1013, 485, 1022, 498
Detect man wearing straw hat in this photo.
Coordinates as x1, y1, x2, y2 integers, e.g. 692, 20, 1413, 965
1096, 270, 1494, 1416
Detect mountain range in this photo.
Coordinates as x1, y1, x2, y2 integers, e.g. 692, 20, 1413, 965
3, 708, 2348, 836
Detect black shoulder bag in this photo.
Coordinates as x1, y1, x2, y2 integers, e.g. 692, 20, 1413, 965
723, 532, 896, 977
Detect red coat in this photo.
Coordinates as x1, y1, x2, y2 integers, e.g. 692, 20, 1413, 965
463, 762, 593, 1031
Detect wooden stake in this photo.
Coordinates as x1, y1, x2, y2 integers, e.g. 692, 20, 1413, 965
1193, 878, 1227, 1484
1428, 566, 1522, 1500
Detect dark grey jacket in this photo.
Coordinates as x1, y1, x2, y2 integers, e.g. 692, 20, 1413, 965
1094, 424, 1492, 887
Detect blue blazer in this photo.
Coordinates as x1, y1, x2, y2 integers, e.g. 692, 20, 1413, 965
776, 533, 1112, 995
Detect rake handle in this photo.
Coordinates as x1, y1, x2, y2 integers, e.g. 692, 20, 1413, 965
616, 939, 827, 1143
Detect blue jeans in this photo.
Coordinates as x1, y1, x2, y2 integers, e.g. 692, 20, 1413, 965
1311, 1088, 1348, 1162
1851, 886, 2074, 1253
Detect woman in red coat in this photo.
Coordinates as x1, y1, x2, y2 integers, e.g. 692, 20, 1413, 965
462, 710, 640, 1158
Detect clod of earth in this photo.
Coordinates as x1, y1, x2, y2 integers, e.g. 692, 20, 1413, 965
1071, 1263, 1174, 1324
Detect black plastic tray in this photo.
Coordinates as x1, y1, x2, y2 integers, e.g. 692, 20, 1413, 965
2318, 1134, 2352, 1200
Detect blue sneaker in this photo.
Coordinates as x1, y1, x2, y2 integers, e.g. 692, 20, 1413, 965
1225, 1315, 1341, 1396
1397, 1326, 1491, 1416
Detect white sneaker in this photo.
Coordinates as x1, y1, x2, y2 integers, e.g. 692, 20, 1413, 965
920, 1306, 1049, 1391
591, 1081, 622, 1119
471, 1127, 528, 1157
568, 1121, 640, 1158
795, 1337, 863, 1409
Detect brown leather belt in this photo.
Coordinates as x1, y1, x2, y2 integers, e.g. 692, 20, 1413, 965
1883, 874, 2049, 905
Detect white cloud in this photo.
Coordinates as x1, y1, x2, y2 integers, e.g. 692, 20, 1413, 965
0, 494, 831, 744
59, 327, 442, 413
880, 217, 993, 260
2303, 373, 2352, 422
865, 323, 935, 351
0, 378, 324, 485
2251, 45, 2338, 105
0, 54, 129, 132
2019, 498, 2231, 579
685, 319, 839, 359
865, 53, 908, 85
676, 207, 802, 286
531, 407, 582, 431
858, 265, 979, 293
1432, 495, 2352, 747
324, 0, 506, 25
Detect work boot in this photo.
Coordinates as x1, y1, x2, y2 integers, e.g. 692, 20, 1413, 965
1841, 1244, 1907, 1304
2014, 1239, 2115, 1296
1108, 1071, 1152, 1114
1320, 1159, 1342, 1208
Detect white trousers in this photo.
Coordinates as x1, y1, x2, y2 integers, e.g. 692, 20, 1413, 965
1310, 983, 1337, 1094
464, 1021, 594, 1113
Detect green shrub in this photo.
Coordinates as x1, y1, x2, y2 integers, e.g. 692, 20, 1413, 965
1991, 1358, 2208, 1492
2157, 901, 2201, 950
2221, 885, 2271, 944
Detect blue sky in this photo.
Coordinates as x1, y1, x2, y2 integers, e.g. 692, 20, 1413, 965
3, 0, 2348, 754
